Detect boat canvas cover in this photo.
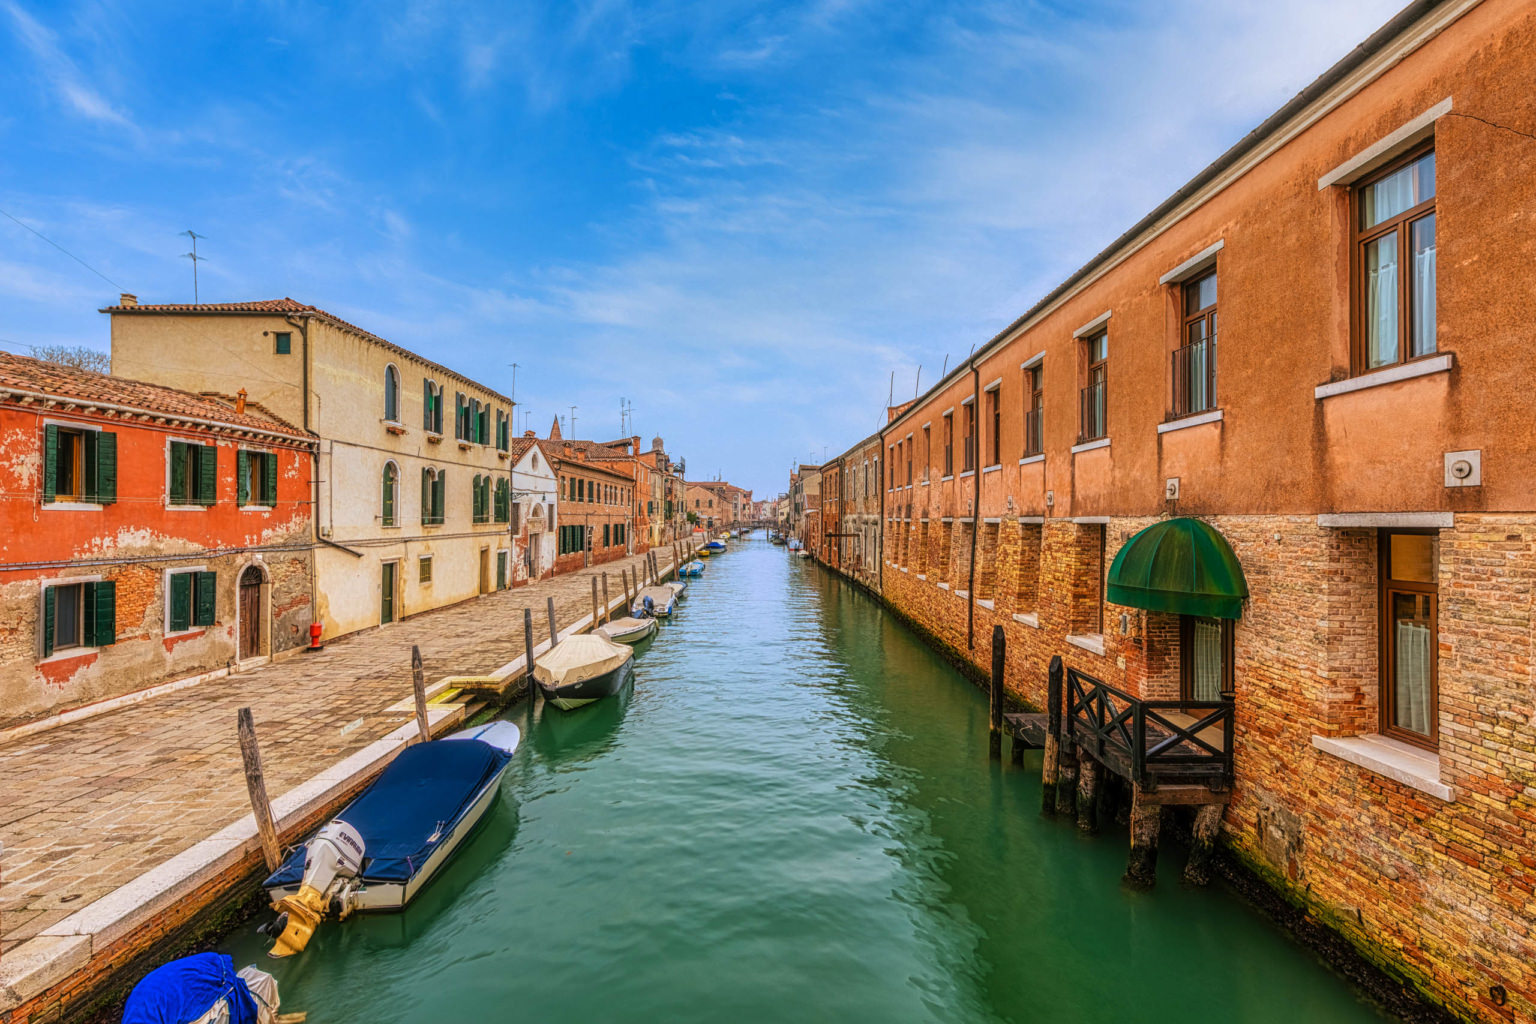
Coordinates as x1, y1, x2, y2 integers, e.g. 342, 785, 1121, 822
535, 634, 631, 688
123, 953, 260, 1024
265, 739, 512, 887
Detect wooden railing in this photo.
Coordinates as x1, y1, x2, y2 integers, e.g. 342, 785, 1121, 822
1065, 668, 1233, 789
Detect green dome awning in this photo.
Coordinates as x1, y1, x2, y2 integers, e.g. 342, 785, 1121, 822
1106, 517, 1248, 620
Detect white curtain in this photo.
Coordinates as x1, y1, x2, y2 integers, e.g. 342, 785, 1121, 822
1395, 620, 1432, 735
1366, 233, 1399, 367
1193, 619, 1223, 701
1412, 216, 1437, 357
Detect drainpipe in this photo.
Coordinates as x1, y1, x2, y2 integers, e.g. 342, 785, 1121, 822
285, 313, 321, 638
967, 361, 981, 651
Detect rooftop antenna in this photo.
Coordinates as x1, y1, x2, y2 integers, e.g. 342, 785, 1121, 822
915, 364, 922, 397
887, 370, 894, 409
941, 354, 949, 377
181, 230, 207, 303
508, 363, 519, 408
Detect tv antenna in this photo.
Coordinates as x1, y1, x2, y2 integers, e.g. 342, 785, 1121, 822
620, 397, 633, 436
181, 230, 207, 302
508, 362, 519, 408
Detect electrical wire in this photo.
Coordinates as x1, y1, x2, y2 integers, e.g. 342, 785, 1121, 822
0, 207, 125, 290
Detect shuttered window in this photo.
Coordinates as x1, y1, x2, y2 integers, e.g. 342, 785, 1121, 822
382, 463, 399, 526
421, 468, 446, 525
42, 425, 116, 504
237, 450, 278, 507
169, 441, 217, 505
168, 570, 217, 632
40, 580, 116, 657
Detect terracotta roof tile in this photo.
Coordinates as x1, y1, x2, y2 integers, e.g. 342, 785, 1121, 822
0, 350, 312, 440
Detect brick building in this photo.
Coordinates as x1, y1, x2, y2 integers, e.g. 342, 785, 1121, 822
808, 3, 1536, 1019
540, 425, 635, 574
823, 432, 882, 590
637, 437, 687, 544
0, 352, 315, 728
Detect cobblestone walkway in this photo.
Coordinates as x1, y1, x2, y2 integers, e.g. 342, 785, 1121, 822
0, 547, 685, 953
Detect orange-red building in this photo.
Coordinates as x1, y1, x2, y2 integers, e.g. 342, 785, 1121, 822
0, 352, 315, 728
807, 3, 1536, 1019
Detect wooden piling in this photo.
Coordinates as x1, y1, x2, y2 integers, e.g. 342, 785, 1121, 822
591, 576, 600, 626
1124, 788, 1162, 889
622, 568, 632, 608
411, 644, 431, 744
1041, 656, 1063, 815
546, 596, 558, 647
1076, 757, 1101, 834
523, 607, 536, 695
1056, 743, 1079, 819
601, 573, 611, 624
236, 707, 282, 873
1183, 804, 1225, 886
988, 625, 1005, 760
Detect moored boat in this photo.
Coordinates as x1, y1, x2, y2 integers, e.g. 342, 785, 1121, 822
261, 720, 521, 957
704, 539, 726, 554
533, 634, 635, 711
666, 580, 686, 599
598, 615, 658, 644
632, 585, 678, 618
679, 560, 705, 576
123, 953, 285, 1024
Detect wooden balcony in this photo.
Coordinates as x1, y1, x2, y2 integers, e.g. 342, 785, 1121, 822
1066, 668, 1233, 791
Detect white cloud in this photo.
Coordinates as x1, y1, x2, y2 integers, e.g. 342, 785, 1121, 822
2, 0, 137, 132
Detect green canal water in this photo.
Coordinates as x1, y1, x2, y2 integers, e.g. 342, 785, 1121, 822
222, 536, 1392, 1022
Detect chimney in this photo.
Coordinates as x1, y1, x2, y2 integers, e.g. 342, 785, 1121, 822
651, 436, 664, 452
119, 293, 138, 307
236, 388, 247, 415
523, 429, 537, 438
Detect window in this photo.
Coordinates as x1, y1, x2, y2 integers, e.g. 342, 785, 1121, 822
1180, 616, 1233, 700
274, 332, 292, 355
41, 580, 115, 656
381, 462, 399, 526
1381, 530, 1438, 747
43, 425, 116, 504
1356, 149, 1436, 372
169, 441, 217, 506
423, 380, 444, 433
985, 388, 1000, 466
962, 401, 977, 473
494, 478, 510, 523
384, 365, 401, 423
421, 468, 445, 525
943, 415, 954, 476
1172, 271, 1219, 417
455, 392, 468, 440
238, 450, 278, 507
472, 474, 491, 524
168, 570, 216, 633
906, 439, 913, 484
921, 428, 930, 483
603, 523, 611, 547
1080, 331, 1108, 442
419, 556, 433, 583
1024, 366, 1044, 457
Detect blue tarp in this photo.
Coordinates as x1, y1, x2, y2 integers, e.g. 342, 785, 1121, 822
122, 953, 258, 1024
266, 738, 510, 887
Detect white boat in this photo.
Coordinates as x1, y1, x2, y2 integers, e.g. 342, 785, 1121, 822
632, 585, 678, 618
598, 616, 658, 644
534, 633, 636, 710
666, 580, 686, 599
261, 720, 520, 956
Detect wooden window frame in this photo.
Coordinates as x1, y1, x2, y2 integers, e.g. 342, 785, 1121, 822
1080, 331, 1108, 443
942, 414, 954, 477
1024, 366, 1044, 457
55, 427, 86, 501
1351, 145, 1437, 376
419, 555, 433, 584
1174, 270, 1218, 417
1378, 528, 1439, 749
1179, 615, 1235, 700
985, 387, 1001, 467
961, 401, 977, 473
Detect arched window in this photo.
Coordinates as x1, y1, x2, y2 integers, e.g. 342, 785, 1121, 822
381, 462, 399, 526
384, 365, 400, 422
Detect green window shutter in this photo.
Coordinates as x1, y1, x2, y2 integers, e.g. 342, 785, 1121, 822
264, 450, 278, 505
194, 571, 217, 626
237, 451, 251, 505
382, 465, 396, 525
198, 445, 218, 505
169, 442, 187, 504
82, 429, 99, 502
434, 470, 445, 524
95, 431, 117, 504
423, 379, 433, 430
170, 572, 192, 632
86, 580, 116, 647
42, 585, 56, 657
43, 424, 58, 502
421, 469, 431, 525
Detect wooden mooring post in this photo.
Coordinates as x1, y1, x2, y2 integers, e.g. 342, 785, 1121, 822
988, 625, 1004, 760
591, 576, 600, 627
523, 607, 536, 696
1076, 757, 1101, 834
236, 707, 282, 873
622, 569, 632, 609
601, 573, 611, 624
411, 644, 430, 743
1041, 656, 1063, 815
1124, 789, 1162, 889
1183, 804, 1224, 886
546, 596, 558, 647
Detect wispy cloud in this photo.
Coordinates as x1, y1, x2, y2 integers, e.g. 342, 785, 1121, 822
2, 0, 137, 131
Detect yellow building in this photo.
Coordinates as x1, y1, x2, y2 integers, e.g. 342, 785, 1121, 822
106, 295, 514, 639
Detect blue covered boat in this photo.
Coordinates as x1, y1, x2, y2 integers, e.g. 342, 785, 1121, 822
261, 720, 519, 956
704, 539, 726, 554
123, 953, 280, 1024
679, 560, 705, 577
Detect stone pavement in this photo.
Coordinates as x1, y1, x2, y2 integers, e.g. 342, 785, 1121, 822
0, 546, 688, 953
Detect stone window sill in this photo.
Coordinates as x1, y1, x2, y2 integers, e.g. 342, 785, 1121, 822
937, 582, 950, 591
1311, 733, 1455, 801
941, 475, 954, 482
982, 465, 1001, 474
959, 470, 976, 479
1012, 611, 1040, 628
1019, 454, 1043, 466
915, 573, 927, 580
1065, 633, 1106, 656
1157, 409, 1223, 434
975, 598, 993, 609
1071, 438, 1110, 454
165, 504, 208, 512
44, 501, 105, 511
1313, 353, 1453, 400
425, 432, 443, 444
39, 645, 103, 665
240, 505, 274, 512
383, 421, 407, 435
955, 589, 970, 598
898, 566, 909, 573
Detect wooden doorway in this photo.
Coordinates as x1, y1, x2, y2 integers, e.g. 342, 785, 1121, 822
238, 565, 263, 659
479, 547, 491, 595
381, 562, 398, 624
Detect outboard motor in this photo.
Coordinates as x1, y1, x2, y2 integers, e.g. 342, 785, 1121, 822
267, 819, 365, 958
640, 595, 656, 619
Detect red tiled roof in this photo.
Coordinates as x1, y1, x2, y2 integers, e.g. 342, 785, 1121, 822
534, 439, 633, 481
0, 350, 313, 440
99, 297, 511, 404
506, 436, 540, 460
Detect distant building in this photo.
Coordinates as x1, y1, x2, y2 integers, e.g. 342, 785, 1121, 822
0, 351, 315, 728
507, 432, 556, 584
540, 419, 635, 573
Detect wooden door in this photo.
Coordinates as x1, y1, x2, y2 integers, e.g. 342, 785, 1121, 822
238, 567, 262, 659
480, 548, 491, 594
381, 563, 396, 624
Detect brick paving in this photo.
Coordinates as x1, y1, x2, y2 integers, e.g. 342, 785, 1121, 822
0, 547, 686, 953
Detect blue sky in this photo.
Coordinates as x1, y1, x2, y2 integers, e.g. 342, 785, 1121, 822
1, 0, 1404, 496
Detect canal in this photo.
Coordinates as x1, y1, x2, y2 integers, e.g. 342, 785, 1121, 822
223, 536, 1392, 1022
